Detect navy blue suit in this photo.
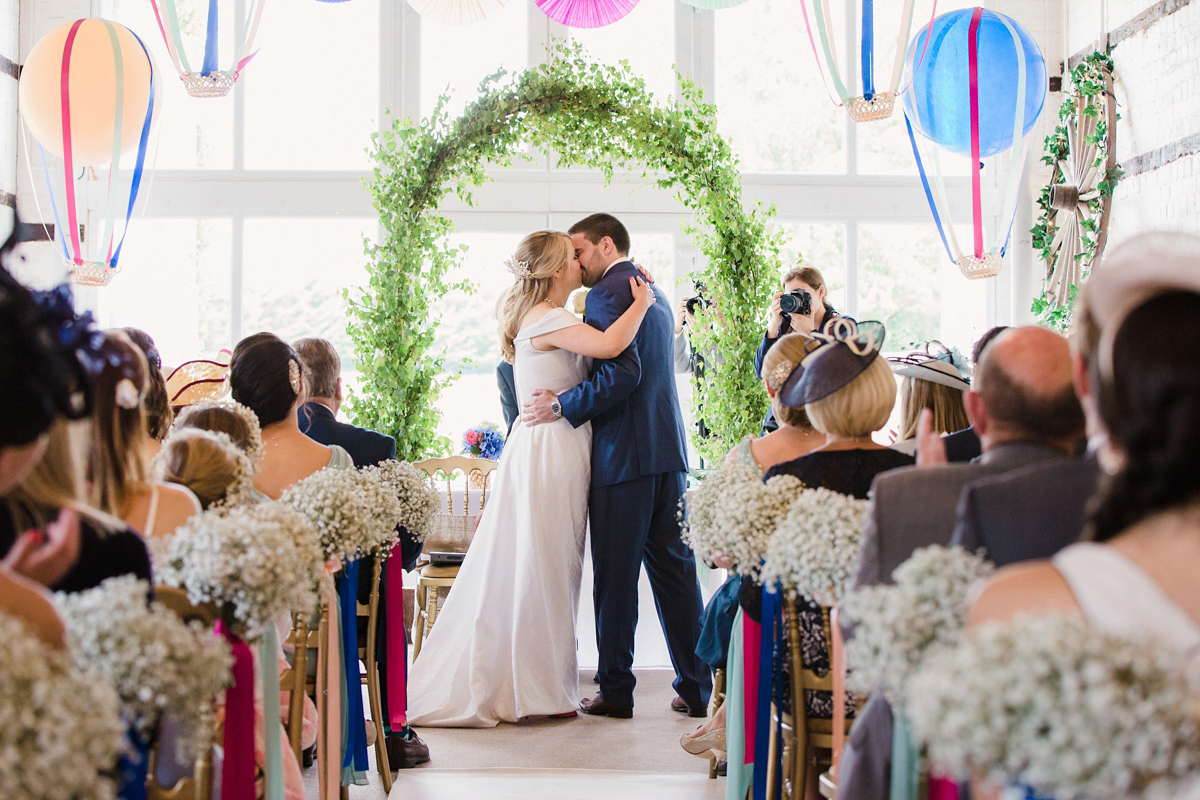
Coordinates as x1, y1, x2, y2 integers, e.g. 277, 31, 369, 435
558, 260, 710, 710
496, 360, 518, 435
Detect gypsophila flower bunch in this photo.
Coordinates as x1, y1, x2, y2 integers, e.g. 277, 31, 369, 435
0, 612, 125, 800
681, 458, 803, 580
462, 422, 505, 460
280, 467, 403, 562
157, 503, 326, 640
842, 545, 994, 701
55, 577, 233, 757
759, 487, 869, 605
362, 460, 440, 544
908, 614, 1200, 800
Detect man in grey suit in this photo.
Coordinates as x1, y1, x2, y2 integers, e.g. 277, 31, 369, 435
839, 326, 1086, 800
852, 325, 1086, 588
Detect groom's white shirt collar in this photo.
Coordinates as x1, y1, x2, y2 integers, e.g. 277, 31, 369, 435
600, 254, 630, 279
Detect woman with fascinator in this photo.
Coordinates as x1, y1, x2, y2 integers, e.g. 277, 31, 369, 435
888, 341, 972, 455
407, 230, 656, 727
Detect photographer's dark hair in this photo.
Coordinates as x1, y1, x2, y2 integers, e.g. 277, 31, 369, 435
122, 327, 173, 440
1089, 291, 1200, 542
568, 213, 630, 256
230, 332, 305, 427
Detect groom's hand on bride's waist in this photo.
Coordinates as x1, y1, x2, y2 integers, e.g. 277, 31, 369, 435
522, 389, 560, 427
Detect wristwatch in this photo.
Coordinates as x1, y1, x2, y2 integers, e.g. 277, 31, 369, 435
550, 397, 563, 419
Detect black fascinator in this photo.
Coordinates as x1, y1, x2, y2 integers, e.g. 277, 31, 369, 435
779, 319, 886, 407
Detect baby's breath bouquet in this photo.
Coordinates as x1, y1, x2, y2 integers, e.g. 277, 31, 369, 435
682, 458, 803, 580
0, 612, 126, 800
842, 545, 994, 701
759, 487, 869, 605
361, 460, 439, 544
280, 467, 404, 562
55, 577, 233, 757
157, 503, 326, 639
908, 614, 1200, 800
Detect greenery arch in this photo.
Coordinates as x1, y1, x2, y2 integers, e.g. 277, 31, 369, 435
347, 44, 783, 465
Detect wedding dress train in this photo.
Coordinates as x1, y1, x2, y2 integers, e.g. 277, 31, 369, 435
407, 308, 592, 727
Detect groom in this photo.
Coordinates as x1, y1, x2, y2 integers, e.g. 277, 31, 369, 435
523, 213, 712, 718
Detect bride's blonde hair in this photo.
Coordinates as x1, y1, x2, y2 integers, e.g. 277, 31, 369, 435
498, 231, 571, 363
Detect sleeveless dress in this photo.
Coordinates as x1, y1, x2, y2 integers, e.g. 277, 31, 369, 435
1054, 542, 1200, 652
407, 308, 593, 727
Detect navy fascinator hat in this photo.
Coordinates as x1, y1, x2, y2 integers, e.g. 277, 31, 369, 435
778, 319, 886, 408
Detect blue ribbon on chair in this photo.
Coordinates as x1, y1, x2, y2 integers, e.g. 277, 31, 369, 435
117, 725, 149, 800
337, 560, 369, 785
752, 584, 785, 800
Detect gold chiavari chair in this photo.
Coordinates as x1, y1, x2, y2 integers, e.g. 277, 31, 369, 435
818, 606, 850, 800
148, 587, 221, 800
410, 456, 500, 659
355, 557, 392, 790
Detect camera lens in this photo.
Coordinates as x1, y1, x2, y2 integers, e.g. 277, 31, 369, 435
779, 289, 811, 316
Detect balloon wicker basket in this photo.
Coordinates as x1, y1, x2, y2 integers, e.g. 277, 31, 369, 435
68, 261, 117, 287
956, 252, 1003, 280
847, 92, 895, 123
181, 71, 237, 98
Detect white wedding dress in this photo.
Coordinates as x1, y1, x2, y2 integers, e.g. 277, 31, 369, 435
407, 308, 593, 727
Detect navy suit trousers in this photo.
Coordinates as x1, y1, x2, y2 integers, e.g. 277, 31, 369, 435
589, 470, 711, 709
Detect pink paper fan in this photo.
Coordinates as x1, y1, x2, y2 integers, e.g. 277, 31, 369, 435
536, 0, 641, 28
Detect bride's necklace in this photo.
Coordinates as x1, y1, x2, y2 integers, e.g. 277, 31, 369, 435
545, 297, 559, 308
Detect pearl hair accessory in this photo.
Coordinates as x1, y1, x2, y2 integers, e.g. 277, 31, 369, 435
115, 378, 141, 410
288, 359, 302, 395
504, 255, 532, 280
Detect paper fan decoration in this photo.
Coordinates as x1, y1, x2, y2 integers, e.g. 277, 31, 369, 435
166, 351, 232, 406
537, 0, 640, 28
406, 0, 510, 25
681, 0, 749, 8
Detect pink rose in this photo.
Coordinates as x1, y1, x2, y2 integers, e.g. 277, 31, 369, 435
465, 430, 481, 446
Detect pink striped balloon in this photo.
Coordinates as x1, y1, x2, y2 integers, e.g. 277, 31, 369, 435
536, 0, 640, 28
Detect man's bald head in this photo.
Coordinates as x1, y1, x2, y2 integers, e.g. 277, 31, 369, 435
971, 326, 1085, 449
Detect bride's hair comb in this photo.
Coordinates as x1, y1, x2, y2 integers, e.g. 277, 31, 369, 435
504, 255, 532, 280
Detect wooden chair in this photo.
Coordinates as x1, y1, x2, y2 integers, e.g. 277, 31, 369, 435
148, 588, 220, 800
280, 605, 323, 764
410, 456, 500, 659
355, 557, 392, 791
779, 595, 858, 800
706, 668, 727, 779
818, 606, 849, 800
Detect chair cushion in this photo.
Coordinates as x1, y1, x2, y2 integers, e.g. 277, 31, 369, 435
419, 564, 460, 579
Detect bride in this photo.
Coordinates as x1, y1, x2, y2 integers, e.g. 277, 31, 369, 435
406, 230, 655, 727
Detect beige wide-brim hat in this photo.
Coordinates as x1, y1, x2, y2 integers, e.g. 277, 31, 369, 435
890, 358, 971, 391
1080, 232, 1200, 332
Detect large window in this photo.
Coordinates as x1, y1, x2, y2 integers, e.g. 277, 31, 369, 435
89, 0, 998, 447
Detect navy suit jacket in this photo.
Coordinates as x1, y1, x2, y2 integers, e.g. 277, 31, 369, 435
496, 360, 518, 434
298, 402, 421, 571
559, 261, 688, 487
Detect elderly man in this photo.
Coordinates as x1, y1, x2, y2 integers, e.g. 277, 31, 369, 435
292, 337, 429, 770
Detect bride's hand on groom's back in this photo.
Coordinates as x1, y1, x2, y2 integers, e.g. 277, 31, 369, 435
630, 277, 656, 311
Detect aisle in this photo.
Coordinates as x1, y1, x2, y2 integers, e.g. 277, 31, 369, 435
306, 669, 723, 799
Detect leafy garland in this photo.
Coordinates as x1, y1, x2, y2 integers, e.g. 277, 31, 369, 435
1030, 52, 1121, 332
349, 42, 782, 463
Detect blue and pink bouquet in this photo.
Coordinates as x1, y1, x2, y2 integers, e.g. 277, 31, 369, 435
462, 422, 505, 460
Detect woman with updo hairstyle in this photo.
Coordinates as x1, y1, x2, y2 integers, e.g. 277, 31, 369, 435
154, 428, 254, 511
970, 288, 1200, 650
87, 331, 201, 539
230, 332, 354, 500
171, 399, 264, 464
121, 327, 173, 455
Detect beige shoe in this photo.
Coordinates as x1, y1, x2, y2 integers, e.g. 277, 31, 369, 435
680, 728, 726, 758
364, 721, 377, 747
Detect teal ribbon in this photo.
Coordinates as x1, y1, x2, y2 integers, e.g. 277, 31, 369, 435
260, 629, 285, 800
889, 712, 920, 800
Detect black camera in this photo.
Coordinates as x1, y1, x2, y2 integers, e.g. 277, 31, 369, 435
685, 281, 713, 316
779, 288, 812, 316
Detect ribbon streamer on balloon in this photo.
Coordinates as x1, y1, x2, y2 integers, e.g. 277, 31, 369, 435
149, 0, 266, 98
903, 7, 1036, 279
25, 19, 156, 288
798, 0, 937, 121
216, 622, 256, 800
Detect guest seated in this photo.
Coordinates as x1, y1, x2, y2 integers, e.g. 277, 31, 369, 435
171, 399, 265, 464
889, 341, 971, 455
970, 241, 1200, 647
86, 332, 201, 538
933, 326, 1009, 463
121, 327, 174, 461
154, 428, 253, 511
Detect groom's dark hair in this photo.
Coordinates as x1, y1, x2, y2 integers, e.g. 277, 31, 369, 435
569, 213, 630, 256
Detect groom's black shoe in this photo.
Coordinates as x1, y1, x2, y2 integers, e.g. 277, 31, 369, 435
580, 693, 633, 719
671, 696, 708, 718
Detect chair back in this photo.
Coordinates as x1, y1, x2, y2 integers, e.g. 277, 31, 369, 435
412, 456, 500, 554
